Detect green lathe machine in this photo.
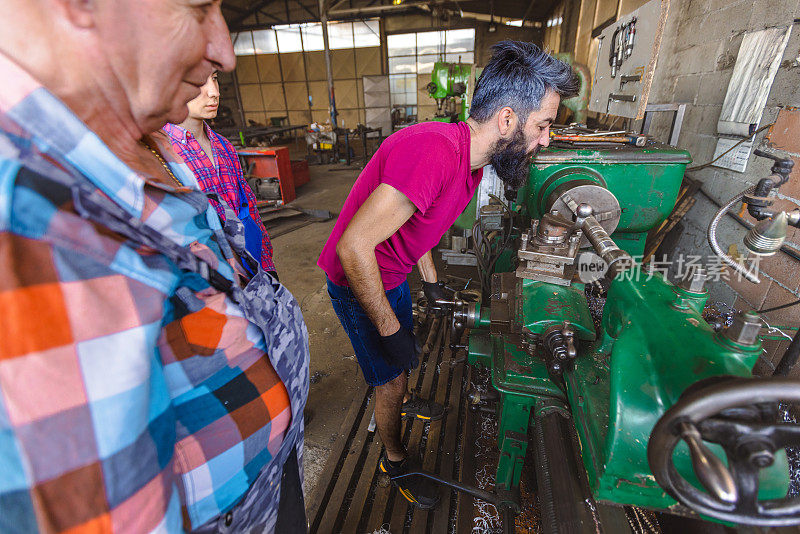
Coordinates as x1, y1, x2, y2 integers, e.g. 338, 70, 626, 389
426, 61, 472, 123
426, 138, 800, 530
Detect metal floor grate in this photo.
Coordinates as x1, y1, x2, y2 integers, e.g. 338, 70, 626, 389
307, 319, 476, 534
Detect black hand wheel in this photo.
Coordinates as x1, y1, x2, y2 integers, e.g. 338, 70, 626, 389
648, 377, 800, 526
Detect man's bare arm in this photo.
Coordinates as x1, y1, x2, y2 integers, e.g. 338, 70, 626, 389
336, 184, 417, 336
416, 251, 437, 283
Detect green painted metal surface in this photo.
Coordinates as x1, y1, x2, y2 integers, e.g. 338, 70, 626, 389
450, 143, 691, 257
495, 393, 536, 491
519, 279, 595, 340
491, 337, 562, 492
428, 61, 470, 99
569, 270, 788, 510
428, 61, 471, 123
553, 53, 590, 124
457, 142, 794, 520
452, 188, 479, 230
466, 269, 790, 519
491, 335, 566, 401
519, 144, 691, 257
467, 331, 492, 368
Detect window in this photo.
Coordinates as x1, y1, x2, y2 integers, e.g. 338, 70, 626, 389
387, 33, 415, 57
231, 19, 380, 131
327, 21, 354, 49
390, 74, 417, 107
353, 20, 380, 48
416, 31, 445, 55
252, 29, 279, 54
388, 56, 416, 74
233, 19, 379, 56
445, 29, 474, 53
301, 24, 324, 51
386, 28, 475, 119
275, 25, 304, 53
232, 31, 256, 55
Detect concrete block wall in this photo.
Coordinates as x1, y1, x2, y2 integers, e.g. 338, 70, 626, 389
643, 0, 800, 376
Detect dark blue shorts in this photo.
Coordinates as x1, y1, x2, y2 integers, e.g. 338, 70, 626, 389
326, 277, 412, 386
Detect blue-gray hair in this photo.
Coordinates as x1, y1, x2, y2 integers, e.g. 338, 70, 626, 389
469, 41, 578, 123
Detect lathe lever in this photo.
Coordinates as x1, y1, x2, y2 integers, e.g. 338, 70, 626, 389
678, 422, 738, 504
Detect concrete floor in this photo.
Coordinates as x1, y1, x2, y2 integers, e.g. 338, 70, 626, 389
268, 161, 365, 498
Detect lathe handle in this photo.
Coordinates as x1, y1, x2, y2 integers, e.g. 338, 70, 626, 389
678, 422, 738, 504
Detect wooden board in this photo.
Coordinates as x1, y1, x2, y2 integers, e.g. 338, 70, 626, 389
589, 0, 671, 119
255, 54, 283, 83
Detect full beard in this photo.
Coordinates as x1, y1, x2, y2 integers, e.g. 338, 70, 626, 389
489, 125, 540, 191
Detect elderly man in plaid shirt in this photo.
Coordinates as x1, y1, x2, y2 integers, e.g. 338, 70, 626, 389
164, 72, 278, 280
0, 1, 308, 533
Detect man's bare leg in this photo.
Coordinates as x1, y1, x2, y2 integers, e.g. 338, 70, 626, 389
375, 372, 441, 509
375, 372, 408, 462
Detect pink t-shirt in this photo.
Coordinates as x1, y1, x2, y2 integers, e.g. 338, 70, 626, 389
318, 121, 483, 290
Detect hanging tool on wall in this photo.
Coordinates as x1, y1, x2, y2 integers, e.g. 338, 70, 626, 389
609, 17, 637, 78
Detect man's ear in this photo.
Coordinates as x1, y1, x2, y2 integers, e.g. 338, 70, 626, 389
59, 0, 96, 29
496, 106, 516, 137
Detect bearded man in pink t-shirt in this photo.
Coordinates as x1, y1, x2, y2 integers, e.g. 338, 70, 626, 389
318, 41, 577, 508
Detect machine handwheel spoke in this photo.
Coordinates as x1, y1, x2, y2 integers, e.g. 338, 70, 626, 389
773, 423, 800, 449
728, 456, 761, 515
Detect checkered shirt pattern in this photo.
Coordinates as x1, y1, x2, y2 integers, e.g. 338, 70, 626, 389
162, 122, 276, 272
0, 53, 309, 534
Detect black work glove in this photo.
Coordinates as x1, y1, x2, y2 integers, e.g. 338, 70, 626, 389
378, 326, 419, 370
422, 281, 447, 316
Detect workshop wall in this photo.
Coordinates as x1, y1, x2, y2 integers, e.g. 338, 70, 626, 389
383, 12, 541, 113
473, 22, 543, 65
552, 0, 650, 74
224, 16, 541, 132
236, 47, 380, 129
225, 22, 383, 132
383, 13, 542, 62
641, 0, 800, 376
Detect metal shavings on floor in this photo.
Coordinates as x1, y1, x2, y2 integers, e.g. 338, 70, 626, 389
624, 506, 661, 534
780, 403, 800, 497
470, 367, 502, 533
514, 438, 542, 534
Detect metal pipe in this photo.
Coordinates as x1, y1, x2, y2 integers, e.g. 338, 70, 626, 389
328, 1, 428, 17
229, 60, 247, 133
698, 186, 800, 263
707, 186, 760, 283
318, 0, 337, 128
773, 328, 800, 377
391, 470, 503, 507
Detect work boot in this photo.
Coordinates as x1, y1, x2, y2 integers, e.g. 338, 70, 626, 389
379, 452, 440, 510
401, 393, 444, 421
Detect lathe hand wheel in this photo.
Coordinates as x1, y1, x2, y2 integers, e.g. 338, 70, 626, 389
648, 377, 800, 526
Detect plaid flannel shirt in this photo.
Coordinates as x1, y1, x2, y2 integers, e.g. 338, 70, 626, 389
162, 122, 276, 272
0, 53, 309, 533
